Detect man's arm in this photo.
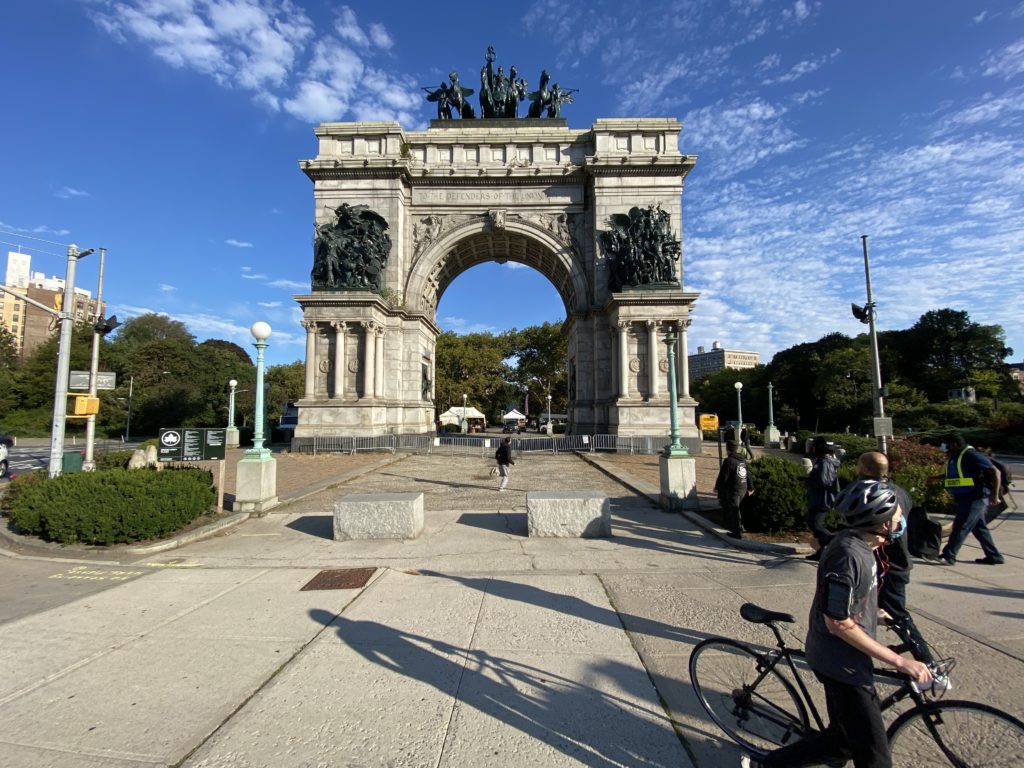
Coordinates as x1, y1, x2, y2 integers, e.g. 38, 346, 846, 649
984, 466, 1001, 505
824, 616, 932, 683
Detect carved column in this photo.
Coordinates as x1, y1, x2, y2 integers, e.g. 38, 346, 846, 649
647, 320, 660, 399
373, 326, 385, 398
617, 321, 630, 399
361, 321, 375, 399
302, 321, 316, 399
331, 321, 346, 399
679, 318, 692, 400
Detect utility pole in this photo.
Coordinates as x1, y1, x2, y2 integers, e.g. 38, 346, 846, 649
83, 247, 106, 471
854, 235, 888, 454
49, 244, 93, 477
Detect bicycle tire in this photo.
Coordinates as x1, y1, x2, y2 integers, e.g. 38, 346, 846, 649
689, 638, 810, 756
888, 699, 1024, 767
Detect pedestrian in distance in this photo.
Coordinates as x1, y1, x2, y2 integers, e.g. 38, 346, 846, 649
805, 436, 841, 561
857, 451, 935, 665
936, 432, 1004, 565
495, 436, 515, 491
743, 479, 932, 768
714, 439, 754, 539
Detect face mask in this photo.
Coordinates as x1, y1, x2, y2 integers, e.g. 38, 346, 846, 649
888, 516, 907, 542
939, 443, 948, 453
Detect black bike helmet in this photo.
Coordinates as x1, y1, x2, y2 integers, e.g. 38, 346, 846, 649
835, 479, 899, 530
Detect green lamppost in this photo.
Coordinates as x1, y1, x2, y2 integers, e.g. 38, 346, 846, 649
663, 331, 688, 457
247, 321, 272, 458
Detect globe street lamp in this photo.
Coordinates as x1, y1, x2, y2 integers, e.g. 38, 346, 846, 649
462, 392, 468, 434
547, 393, 552, 435
226, 378, 239, 448
662, 331, 687, 456
248, 322, 272, 457
734, 381, 744, 441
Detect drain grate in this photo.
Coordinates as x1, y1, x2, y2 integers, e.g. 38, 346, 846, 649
301, 567, 377, 591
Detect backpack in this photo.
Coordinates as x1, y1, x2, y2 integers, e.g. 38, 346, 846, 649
495, 447, 501, 462
990, 457, 1012, 494
907, 506, 943, 559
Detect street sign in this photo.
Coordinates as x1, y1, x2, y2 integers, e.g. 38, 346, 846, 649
69, 371, 116, 390
158, 428, 227, 462
873, 417, 894, 438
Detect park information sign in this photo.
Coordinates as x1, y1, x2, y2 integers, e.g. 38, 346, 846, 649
158, 428, 227, 462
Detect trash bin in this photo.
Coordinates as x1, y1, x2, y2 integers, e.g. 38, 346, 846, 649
62, 450, 84, 473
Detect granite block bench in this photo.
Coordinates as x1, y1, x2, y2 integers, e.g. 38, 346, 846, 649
526, 491, 611, 538
334, 492, 424, 540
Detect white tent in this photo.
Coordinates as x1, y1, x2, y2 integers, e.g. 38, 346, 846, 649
438, 406, 486, 426
502, 409, 527, 422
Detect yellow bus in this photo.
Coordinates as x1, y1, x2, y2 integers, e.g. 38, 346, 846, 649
699, 413, 719, 431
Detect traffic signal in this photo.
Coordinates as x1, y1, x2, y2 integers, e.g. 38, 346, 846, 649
94, 314, 121, 336
73, 396, 100, 415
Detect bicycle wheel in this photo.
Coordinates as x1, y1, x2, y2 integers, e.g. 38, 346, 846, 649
689, 638, 810, 756
888, 700, 1024, 767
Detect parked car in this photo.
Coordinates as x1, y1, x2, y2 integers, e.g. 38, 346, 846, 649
0, 438, 9, 478
502, 421, 522, 434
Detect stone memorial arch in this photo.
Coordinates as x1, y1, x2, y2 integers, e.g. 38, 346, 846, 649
292, 116, 702, 449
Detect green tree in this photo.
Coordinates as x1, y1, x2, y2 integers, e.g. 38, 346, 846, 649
266, 362, 304, 426
505, 322, 568, 416
434, 331, 514, 422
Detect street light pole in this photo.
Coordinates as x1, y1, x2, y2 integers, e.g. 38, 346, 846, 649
856, 235, 887, 454
48, 244, 93, 477
248, 322, 272, 456
226, 378, 239, 448
83, 247, 106, 471
547, 394, 552, 435
462, 393, 468, 434
734, 381, 743, 441
125, 375, 133, 443
662, 331, 686, 456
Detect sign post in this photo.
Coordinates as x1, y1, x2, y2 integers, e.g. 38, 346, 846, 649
158, 428, 229, 512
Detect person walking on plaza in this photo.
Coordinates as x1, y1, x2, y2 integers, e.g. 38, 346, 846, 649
938, 432, 1004, 565
743, 479, 932, 768
805, 436, 841, 561
857, 451, 934, 664
714, 439, 753, 539
495, 436, 515, 491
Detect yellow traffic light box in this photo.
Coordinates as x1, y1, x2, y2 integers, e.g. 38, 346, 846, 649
73, 396, 100, 415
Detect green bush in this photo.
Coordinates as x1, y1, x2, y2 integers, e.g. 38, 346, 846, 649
5, 467, 215, 545
94, 450, 134, 470
743, 457, 809, 533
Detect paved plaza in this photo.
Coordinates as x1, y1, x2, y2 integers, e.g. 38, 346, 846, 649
0, 450, 1021, 767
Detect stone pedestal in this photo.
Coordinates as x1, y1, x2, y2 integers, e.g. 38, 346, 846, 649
234, 456, 279, 515
527, 491, 611, 537
225, 427, 239, 449
334, 493, 424, 540
765, 426, 781, 448
659, 454, 698, 511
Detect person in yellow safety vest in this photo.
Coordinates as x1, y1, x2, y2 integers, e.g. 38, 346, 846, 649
937, 432, 1004, 566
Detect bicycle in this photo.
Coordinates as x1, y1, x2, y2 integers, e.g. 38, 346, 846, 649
689, 602, 1024, 766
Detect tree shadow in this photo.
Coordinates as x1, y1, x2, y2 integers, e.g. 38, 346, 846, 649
285, 514, 333, 539
308, 608, 689, 767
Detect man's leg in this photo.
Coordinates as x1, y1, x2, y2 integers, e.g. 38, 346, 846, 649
825, 678, 891, 768
498, 465, 509, 490
761, 675, 853, 767
807, 505, 832, 549
723, 500, 741, 536
966, 498, 1003, 561
878, 574, 934, 664
940, 503, 972, 562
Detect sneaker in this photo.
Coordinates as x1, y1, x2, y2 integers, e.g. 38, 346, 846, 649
937, 554, 955, 566
739, 756, 763, 768
974, 556, 1005, 565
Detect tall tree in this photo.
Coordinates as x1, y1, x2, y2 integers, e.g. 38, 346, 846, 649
505, 322, 568, 415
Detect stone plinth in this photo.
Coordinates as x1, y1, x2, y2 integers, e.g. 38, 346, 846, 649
527, 491, 610, 538
659, 454, 698, 511
225, 427, 239, 449
234, 456, 279, 515
334, 492, 424, 540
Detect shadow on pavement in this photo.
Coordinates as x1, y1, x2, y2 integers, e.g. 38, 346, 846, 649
286, 515, 333, 540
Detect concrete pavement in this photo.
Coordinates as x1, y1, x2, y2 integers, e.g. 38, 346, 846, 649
0, 451, 1021, 767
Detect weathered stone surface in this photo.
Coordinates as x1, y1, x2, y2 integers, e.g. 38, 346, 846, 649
526, 491, 610, 537
334, 492, 424, 540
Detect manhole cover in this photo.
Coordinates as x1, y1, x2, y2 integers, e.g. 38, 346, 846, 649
301, 568, 377, 591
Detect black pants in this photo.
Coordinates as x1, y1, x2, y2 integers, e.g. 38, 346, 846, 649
721, 497, 742, 535
807, 504, 833, 549
763, 673, 890, 768
878, 572, 934, 664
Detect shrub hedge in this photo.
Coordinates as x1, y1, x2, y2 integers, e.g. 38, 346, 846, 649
742, 457, 809, 533
5, 467, 215, 545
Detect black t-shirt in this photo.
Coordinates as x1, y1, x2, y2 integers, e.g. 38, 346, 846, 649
805, 529, 879, 686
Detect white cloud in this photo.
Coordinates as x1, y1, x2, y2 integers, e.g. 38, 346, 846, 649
226, 238, 253, 248
267, 278, 307, 289
761, 48, 840, 85
258, 300, 282, 307
974, 11, 989, 24
241, 272, 266, 280
0, 220, 70, 237
159, 283, 177, 292
440, 316, 498, 334
90, 0, 415, 125
505, 262, 527, 270
982, 37, 1024, 79
55, 186, 89, 199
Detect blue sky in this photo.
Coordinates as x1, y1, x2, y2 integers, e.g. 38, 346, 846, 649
1, 1, 1023, 368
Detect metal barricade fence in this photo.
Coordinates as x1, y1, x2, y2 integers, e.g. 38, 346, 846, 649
292, 432, 671, 456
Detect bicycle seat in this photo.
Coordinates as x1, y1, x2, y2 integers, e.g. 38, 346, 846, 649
740, 603, 796, 625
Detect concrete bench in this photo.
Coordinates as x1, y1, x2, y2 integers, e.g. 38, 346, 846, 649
526, 491, 611, 538
334, 493, 424, 541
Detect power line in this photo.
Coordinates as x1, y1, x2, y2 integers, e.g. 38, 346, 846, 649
0, 239, 63, 257
0, 229, 72, 248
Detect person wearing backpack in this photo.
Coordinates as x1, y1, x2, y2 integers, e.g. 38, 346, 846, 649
714, 439, 754, 539
806, 436, 841, 561
495, 436, 515, 491
981, 447, 1012, 522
